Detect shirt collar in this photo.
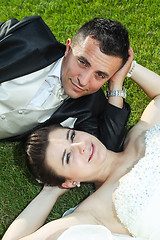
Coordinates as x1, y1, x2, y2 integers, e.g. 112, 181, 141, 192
48, 57, 64, 85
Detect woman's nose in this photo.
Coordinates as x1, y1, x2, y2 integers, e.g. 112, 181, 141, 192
72, 142, 85, 154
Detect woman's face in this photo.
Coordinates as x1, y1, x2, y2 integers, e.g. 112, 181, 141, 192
46, 127, 108, 183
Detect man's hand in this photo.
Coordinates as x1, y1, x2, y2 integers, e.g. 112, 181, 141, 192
109, 46, 134, 91
107, 47, 134, 108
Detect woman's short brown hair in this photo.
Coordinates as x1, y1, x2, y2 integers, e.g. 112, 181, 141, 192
26, 124, 65, 186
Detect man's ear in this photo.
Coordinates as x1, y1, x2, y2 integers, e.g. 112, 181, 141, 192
64, 38, 72, 57
61, 179, 76, 189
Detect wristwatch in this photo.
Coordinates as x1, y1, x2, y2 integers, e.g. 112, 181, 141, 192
106, 86, 126, 99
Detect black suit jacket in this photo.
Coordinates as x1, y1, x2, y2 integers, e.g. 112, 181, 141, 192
0, 16, 130, 151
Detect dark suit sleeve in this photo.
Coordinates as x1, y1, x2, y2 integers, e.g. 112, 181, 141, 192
0, 18, 19, 38
0, 16, 65, 83
99, 101, 131, 152
3, 88, 130, 151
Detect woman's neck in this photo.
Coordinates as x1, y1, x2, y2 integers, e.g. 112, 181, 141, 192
94, 150, 123, 187
94, 130, 146, 189
95, 148, 138, 188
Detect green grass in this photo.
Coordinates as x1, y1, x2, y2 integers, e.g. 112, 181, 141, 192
0, 0, 160, 237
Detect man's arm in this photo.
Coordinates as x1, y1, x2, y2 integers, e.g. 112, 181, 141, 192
0, 18, 19, 39
71, 87, 130, 152
0, 16, 65, 84
98, 49, 134, 151
99, 100, 130, 152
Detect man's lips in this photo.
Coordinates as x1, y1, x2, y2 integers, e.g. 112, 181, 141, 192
70, 79, 85, 92
88, 144, 94, 162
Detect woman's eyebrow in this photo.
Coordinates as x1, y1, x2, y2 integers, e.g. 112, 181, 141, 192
62, 129, 70, 165
66, 129, 70, 140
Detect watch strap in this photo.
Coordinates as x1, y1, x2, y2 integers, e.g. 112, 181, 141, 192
106, 86, 126, 99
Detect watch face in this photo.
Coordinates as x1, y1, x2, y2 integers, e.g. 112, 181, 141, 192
107, 87, 126, 99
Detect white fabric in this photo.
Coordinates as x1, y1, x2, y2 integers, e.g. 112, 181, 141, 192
58, 125, 160, 240
0, 58, 71, 139
58, 225, 136, 240
27, 57, 65, 107
60, 117, 77, 129
114, 124, 160, 239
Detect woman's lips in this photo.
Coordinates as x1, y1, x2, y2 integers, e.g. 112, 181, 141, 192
88, 144, 94, 162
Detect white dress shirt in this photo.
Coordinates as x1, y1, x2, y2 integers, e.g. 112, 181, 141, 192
0, 57, 76, 139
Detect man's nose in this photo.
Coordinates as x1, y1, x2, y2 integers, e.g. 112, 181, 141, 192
78, 71, 92, 87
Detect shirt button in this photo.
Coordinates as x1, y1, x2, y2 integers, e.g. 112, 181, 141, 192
18, 110, 23, 114
1, 115, 6, 119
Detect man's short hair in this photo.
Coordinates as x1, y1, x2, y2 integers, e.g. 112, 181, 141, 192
72, 18, 130, 67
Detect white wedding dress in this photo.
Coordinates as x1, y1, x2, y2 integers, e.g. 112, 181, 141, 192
58, 124, 160, 240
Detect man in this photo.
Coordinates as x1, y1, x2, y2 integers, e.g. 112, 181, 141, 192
0, 16, 130, 151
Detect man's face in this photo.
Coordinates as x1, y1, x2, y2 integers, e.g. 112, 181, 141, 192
61, 36, 123, 98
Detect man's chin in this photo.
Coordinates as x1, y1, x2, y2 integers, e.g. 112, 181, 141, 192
64, 88, 86, 99
68, 92, 84, 99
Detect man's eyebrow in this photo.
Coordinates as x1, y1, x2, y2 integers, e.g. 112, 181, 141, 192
79, 56, 109, 78
79, 56, 91, 66
62, 129, 70, 165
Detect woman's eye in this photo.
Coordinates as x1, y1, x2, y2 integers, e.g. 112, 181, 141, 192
66, 152, 71, 164
71, 130, 75, 142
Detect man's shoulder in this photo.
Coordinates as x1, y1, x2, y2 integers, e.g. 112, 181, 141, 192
0, 15, 66, 83
1, 16, 44, 38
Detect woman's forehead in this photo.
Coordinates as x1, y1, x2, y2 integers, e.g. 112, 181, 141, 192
48, 127, 68, 140
46, 135, 66, 172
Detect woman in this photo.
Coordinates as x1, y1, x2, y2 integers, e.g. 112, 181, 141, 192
2, 48, 160, 240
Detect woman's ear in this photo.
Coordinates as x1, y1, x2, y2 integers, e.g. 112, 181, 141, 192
61, 180, 80, 189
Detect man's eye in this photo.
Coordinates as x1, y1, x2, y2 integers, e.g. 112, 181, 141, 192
71, 130, 75, 142
78, 59, 86, 66
97, 73, 106, 79
66, 152, 71, 164
95, 71, 108, 80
